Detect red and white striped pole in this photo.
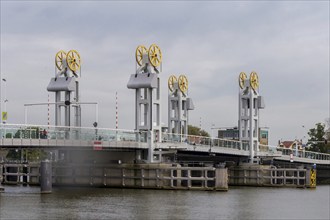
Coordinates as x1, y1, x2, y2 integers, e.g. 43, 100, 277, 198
116, 92, 118, 130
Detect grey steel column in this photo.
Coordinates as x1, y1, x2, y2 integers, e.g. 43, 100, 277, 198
75, 81, 81, 127
40, 160, 52, 193
55, 92, 61, 126
147, 130, 154, 163
146, 88, 150, 129
65, 92, 70, 127
135, 89, 140, 130
249, 92, 254, 163
238, 92, 242, 149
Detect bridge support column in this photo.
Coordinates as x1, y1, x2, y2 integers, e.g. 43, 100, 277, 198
135, 150, 142, 162
65, 92, 71, 127
127, 55, 162, 163
215, 167, 228, 191
168, 75, 194, 142
40, 160, 52, 193
55, 92, 61, 126
238, 72, 265, 164
48, 75, 80, 129
147, 130, 154, 163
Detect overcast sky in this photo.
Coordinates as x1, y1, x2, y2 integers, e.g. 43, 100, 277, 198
0, 1, 329, 145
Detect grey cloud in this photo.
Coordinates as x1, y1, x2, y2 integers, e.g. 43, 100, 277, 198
1, 1, 328, 145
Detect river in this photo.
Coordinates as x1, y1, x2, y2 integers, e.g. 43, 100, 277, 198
0, 185, 329, 220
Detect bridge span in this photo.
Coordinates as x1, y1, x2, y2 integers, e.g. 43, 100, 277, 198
1, 47, 329, 190
1, 124, 329, 165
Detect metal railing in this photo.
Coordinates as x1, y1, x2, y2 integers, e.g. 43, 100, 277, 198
1, 124, 329, 161
162, 133, 245, 150
0, 124, 147, 143
276, 146, 330, 161
260, 144, 330, 161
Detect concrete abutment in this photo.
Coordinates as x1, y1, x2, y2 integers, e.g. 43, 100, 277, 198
1, 161, 320, 190
228, 164, 316, 188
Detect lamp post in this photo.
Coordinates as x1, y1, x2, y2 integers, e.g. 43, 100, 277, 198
211, 124, 215, 146
302, 125, 307, 144
301, 125, 307, 158
2, 78, 7, 124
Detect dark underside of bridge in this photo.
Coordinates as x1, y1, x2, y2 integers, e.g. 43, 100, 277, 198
175, 151, 246, 165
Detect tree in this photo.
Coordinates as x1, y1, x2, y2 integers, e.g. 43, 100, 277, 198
307, 123, 330, 153
14, 126, 41, 139
326, 118, 330, 142
6, 126, 47, 162
188, 125, 210, 137
6, 149, 21, 160
6, 149, 47, 162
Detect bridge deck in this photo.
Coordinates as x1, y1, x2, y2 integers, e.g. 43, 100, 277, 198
0, 124, 329, 165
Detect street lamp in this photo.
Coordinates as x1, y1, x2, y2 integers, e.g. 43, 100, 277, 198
211, 124, 215, 138
302, 125, 307, 144
211, 124, 216, 146
2, 78, 8, 124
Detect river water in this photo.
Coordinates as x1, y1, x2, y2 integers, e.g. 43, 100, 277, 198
0, 185, 329, 220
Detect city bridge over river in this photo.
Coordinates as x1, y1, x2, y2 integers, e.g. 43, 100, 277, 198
0, 124, 329, 166
1, 45, 329, 190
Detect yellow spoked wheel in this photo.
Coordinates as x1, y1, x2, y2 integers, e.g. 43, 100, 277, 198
178, 75, 188, 93
168, 75, 177, 92
135, 45, 147, 66
239, 72, 247, 89
148, 44, 162, 67
250, 71, 259, 91
55, 50, 67, 71
66, 50, 81, 72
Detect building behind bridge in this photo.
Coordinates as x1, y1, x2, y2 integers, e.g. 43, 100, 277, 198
278, 140, 304, 150
217, 127, 269, 145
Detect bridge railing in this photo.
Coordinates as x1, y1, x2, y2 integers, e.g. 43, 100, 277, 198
162, 133, 246, 151
0, 124, 147, 143
259, 144, 330, 161
2, 124, 329, 161
276, 146, 330, 161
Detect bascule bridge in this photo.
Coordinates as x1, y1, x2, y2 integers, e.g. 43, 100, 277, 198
0, 46, 329, 190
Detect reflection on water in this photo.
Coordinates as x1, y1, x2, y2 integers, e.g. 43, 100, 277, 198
0, 185, 329, 220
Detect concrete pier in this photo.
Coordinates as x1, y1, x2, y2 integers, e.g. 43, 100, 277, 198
0, 162, 228, 191
215, 167, 228, 190
2, 161, 321, 189
228, 164, 314, 188
40, 160, 52, 193
54, 163, 228, 191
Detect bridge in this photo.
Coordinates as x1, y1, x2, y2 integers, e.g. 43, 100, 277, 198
1, 123, 329, 165
1, 46, 329, 191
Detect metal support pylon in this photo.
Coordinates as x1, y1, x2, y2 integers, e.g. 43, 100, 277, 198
168, 75, 194, 142
128, 44, 162, 163
238, 72, 265, 163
